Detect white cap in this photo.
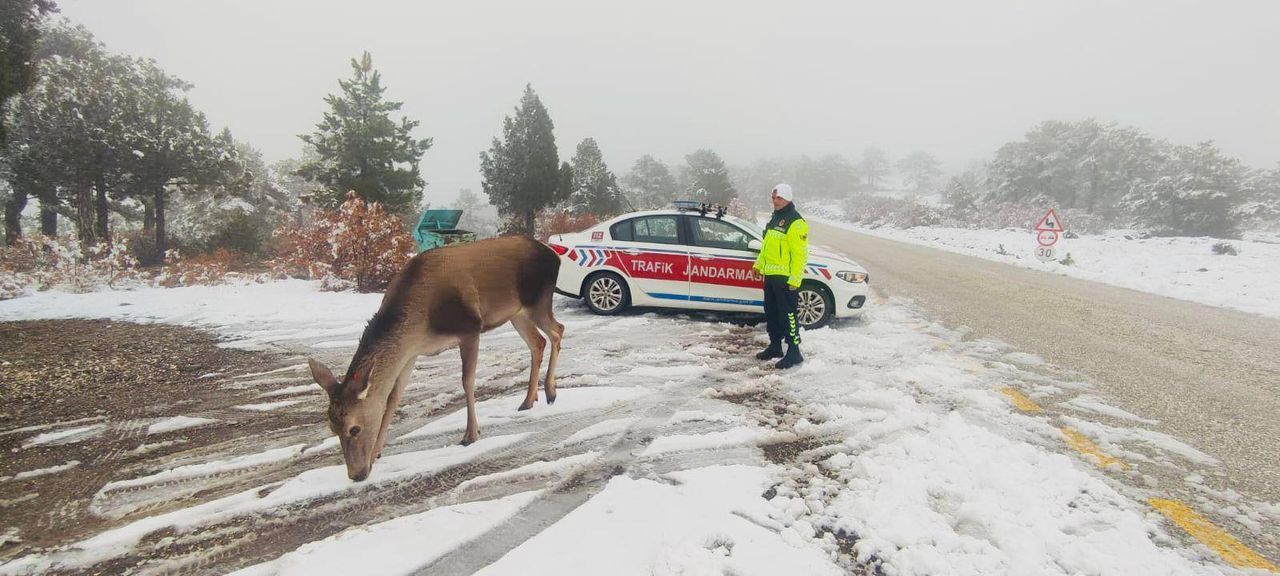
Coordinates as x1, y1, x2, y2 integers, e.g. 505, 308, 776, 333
772, 183, 794, 202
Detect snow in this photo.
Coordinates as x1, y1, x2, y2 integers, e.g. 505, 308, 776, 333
558, 417, 637, 446
228, 491, 541, 576
641, 426, 770, 457
1062, 395, 1159, 425
146, 416, 219, 435
4, 434, 530, 574
474, 466, 842, 576
0, 280, 382, 350
234, 400, 304, 412
457, 452, 601, 493
397, 387, 652, 441
98, 445, 306, 492
0, 280, 1245, 574
818, 221, 1280, 319
1061, 416, 1219, 466
3, 461, 80, 482
21, 424, 107, 448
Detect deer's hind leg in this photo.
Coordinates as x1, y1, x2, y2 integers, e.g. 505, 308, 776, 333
510, 313, 546, 411
529, 291, 564, 405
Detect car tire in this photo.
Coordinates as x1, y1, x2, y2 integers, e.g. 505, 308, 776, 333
583, 272, 630, 316
796, 283, 834, 330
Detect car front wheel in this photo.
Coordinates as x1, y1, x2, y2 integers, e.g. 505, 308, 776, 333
583, 273, 630, 315
795, 284, 833, 329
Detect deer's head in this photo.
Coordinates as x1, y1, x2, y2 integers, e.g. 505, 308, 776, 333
308, 358, 388, 482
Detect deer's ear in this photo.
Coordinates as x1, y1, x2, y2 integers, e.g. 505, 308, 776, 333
308, 358, 340, 396
349, 368, 371, 400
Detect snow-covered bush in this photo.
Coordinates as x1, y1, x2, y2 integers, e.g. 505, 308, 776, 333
536, 210, 600, 241
840, 194, 941, 229
0, 236, 143, 299
1211, 242, 1238, 256
155, 248, 238, 287
271, 191, 415, 292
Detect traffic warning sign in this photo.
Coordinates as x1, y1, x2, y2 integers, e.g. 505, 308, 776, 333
1035, 208, 1064, 232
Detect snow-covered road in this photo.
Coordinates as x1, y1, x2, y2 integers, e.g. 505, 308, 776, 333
0, 280, 1271, 575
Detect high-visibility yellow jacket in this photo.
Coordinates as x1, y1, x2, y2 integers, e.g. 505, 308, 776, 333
752, 204, 809, 287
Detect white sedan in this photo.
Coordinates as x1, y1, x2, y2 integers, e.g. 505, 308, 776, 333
548, 204, 870, 328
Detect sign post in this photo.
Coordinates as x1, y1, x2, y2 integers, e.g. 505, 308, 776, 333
1034, 208, 1063, 262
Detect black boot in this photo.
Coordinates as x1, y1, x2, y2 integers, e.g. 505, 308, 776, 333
774, 345, 804, 369
755, 342, 784, 360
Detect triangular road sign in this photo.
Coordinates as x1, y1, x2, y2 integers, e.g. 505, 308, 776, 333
1035, 208, 1064, 232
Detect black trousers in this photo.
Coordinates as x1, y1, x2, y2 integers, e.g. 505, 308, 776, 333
763, 275, 800, 347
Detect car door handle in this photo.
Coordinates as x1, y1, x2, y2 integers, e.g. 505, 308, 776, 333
693, 254, 714, 260
623, 249, 641, 255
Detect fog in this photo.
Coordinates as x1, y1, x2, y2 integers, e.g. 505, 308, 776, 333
57, 0, 1280, 204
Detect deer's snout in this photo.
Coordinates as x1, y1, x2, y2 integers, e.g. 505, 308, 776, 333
350, 468, 370, 482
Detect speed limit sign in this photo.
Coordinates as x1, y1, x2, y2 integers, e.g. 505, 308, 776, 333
1036, 246, 1056, 262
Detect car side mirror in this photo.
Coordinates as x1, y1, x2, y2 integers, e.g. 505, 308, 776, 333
748, 239, 762, 251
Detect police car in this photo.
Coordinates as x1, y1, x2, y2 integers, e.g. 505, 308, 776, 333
549, 202, 870, 329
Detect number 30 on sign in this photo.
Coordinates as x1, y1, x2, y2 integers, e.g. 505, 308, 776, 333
1036, 246, 1056, 262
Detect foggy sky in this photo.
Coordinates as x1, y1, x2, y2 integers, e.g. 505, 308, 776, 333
57, 0, 1280, 205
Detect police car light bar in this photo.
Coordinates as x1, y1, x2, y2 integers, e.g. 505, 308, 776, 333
672, 200, 728, 219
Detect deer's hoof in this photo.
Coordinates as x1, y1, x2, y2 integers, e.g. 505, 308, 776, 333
517, 399, 535, 411
461, 431, 479, 446
546, 392, 557, 405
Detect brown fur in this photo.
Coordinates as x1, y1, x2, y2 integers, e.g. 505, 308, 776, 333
309, 236, 564, 481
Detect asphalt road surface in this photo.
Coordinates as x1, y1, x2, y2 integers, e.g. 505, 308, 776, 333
815, 222, 1280, 558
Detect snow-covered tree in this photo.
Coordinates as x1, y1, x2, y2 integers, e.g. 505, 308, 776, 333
623, 155, 678, 209
897, 151, 943, 193
1240, 163, 1280, 228
0, 0, 58, 146
453, 188, 499, 238
683, 149, 736, 205
299, 51, 431, 215
566, 137, 623, 216
858, 146, 891, 189
1123, 141, 1246, 238
120, 57, 228, 262
4, 21, 133, 245
172, 140, 292, 255
479, 84, 561, 236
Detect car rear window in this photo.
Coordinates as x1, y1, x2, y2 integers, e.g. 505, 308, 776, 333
632, 216, 680, 245
611, 220, 633, 241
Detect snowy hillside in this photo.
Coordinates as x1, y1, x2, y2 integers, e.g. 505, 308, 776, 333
815, 220, 1280, 320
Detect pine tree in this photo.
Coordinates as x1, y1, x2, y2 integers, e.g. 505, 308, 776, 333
479, 84, 561, 236
897, 151, 943, 193
120, 57, 226, 262
683, 149, 736, 205
1123, 141, 1246, 238
299, 52, 431, 215
567, 137, 622, 216
859, 146, 890, 189
623, 155, 678, 209
1, 0, 58, 244
4, 22, 133, 246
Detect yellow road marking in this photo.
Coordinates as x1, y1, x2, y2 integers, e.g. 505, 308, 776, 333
998, 387, 1042, 413
1059, 427, 1126, 469
1149, 499, 1279, 572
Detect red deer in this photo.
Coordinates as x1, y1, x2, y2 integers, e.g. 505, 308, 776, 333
308, 236, 564, 481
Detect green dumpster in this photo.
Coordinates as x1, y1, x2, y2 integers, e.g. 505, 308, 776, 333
412, 209, 476, 252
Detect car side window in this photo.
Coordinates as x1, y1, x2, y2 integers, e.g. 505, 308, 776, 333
610, 220, 633, 241
632, 216, 680, 245
691, 218, 752, 251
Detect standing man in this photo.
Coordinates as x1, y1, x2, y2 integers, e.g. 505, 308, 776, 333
752, 183, 808, 369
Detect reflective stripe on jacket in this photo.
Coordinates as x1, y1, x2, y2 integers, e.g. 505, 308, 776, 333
752, 204, 808, 287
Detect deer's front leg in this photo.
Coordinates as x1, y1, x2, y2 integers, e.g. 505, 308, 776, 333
460, 334, 481, 446
374, 358, 415, 460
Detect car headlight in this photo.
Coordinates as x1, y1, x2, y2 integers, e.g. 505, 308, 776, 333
836, 270, 868, 283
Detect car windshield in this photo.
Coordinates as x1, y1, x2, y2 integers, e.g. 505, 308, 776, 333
723, 215, 763, 239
